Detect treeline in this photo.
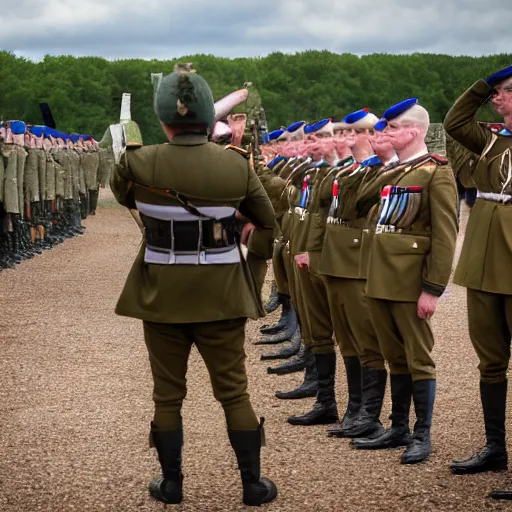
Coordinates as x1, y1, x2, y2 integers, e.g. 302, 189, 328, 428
1, 50, 510, 145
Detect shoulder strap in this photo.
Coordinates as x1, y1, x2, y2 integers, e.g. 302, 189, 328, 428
225, 145, 250, 159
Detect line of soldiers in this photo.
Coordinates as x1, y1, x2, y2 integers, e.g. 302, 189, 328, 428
0, 121, 115, 270
251, 101, 459, 467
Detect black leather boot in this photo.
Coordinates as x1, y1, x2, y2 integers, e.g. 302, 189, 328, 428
401, 379, 435, 464
451, 380, 508, 474
267, 343, 307, 375
261, 326, 302, 361
489, 489, 512, 500
228, 418, 278, 506
352, 373, 412, 449
148, 423, 184, 505
260, 294, 294, 334
89, 190, 99, 215
328, 367, 387, 439
288, 352, 338, 426
264, 281, 281, 314
337, 356, 362, 431
255, 309, 298, 345
275, 348, 318, 400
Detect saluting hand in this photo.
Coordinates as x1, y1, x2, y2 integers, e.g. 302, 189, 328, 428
294, 252, 310, 270
417, 291, 438, 320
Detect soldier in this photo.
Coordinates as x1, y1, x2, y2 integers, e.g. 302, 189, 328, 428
443, 65, 512, 485
324, 113, 401, 440
350, 99, 458, 465
110, 64, 277, 507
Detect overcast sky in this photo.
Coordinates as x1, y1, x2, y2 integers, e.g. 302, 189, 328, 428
2, 0, 511, 61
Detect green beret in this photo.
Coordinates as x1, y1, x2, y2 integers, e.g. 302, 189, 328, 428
154, 64, 215, 129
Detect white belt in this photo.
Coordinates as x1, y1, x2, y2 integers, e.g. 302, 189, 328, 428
144, 245, 241, 265
477, 191, 512, 204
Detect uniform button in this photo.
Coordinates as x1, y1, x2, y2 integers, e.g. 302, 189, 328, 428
412, 242, 418, 249
353, 238, 359, 243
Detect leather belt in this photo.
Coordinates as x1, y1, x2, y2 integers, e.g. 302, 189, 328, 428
477, 191, 512, 204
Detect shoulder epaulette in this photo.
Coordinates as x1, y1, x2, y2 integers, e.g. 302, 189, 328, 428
429, 154, 449, 165
126, 142, 143, 150
225, 145, 250, 159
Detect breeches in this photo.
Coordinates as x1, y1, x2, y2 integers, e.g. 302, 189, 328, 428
143, 318, 258, 430
247, 252, 268, 299
324, 277, 384, 369
272, 240, 289, 295
367, 298, 435, 381
294, 266, 335, 354
467, 288, 512, 383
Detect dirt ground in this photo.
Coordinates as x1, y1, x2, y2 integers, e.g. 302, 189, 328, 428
1, 188, 512, 512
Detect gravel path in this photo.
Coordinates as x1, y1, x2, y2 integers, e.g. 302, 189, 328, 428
1, 190, 512, 512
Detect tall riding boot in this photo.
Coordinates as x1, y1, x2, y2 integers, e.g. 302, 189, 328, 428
400, 379, 435, 464
352, 373, 412, 449
337, 356, 362, 430
275, 347, 318, 399
328, 367, 387, 438
264, 281, 281, 314
148, 423, 184, 504
288, 352, 338, 426
228, 418, 278, 506
261, 326, 302, 361
451, 380, 508, 474
89, 189, 99, 215
256, 308, 298, 344
267, 343, 307, 375
260, 294, 294, 335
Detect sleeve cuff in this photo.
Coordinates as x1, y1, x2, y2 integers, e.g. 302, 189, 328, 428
421, 279, 445, 297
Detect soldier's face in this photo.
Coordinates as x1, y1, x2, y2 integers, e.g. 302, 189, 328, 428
0, 127, 5, 141
342, 129, 357, 147
382, 121, 417, 151
491, 78, 512, 117
43, 138, 52, 151
370, 130, 394, 156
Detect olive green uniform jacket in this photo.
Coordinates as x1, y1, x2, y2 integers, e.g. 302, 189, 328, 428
110, 134, 276, 324
362, 155, 458, 302
444, 79, 512, 294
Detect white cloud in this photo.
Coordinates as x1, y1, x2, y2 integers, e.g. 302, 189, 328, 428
1, 0, 511, 60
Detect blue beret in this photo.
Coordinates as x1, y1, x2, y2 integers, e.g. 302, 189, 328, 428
286, 121, 306, 133
304, 118, 331, 134
61, 133, 70, 141
374, 98, 419, 131
70, 134, 81, 143
343, 109, 369, 125
263, 133, 270, 144
268, 156, 288, 169
487, 64, 512, 87
10, 121, 26, 134
29, 125, 45, 137
268, 129, 285, 141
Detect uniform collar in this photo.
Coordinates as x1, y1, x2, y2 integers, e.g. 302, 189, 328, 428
167, 133, 209, 146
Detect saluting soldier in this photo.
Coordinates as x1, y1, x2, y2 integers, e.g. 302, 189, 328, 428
352, 99, 458, 465
110, 64, 277, 507
444, 64, 512, 484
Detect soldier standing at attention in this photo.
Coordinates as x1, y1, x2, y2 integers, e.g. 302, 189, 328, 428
444, 65, 512, 486
110, 65, 277, 507
352, 99, 458, 464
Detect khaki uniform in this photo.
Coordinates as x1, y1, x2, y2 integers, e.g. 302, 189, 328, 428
361, 155, 458, 380
319, 162, 386, 369
111, 134, 275, 430
292, 165, 338, 355
444, 79, 512, 382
